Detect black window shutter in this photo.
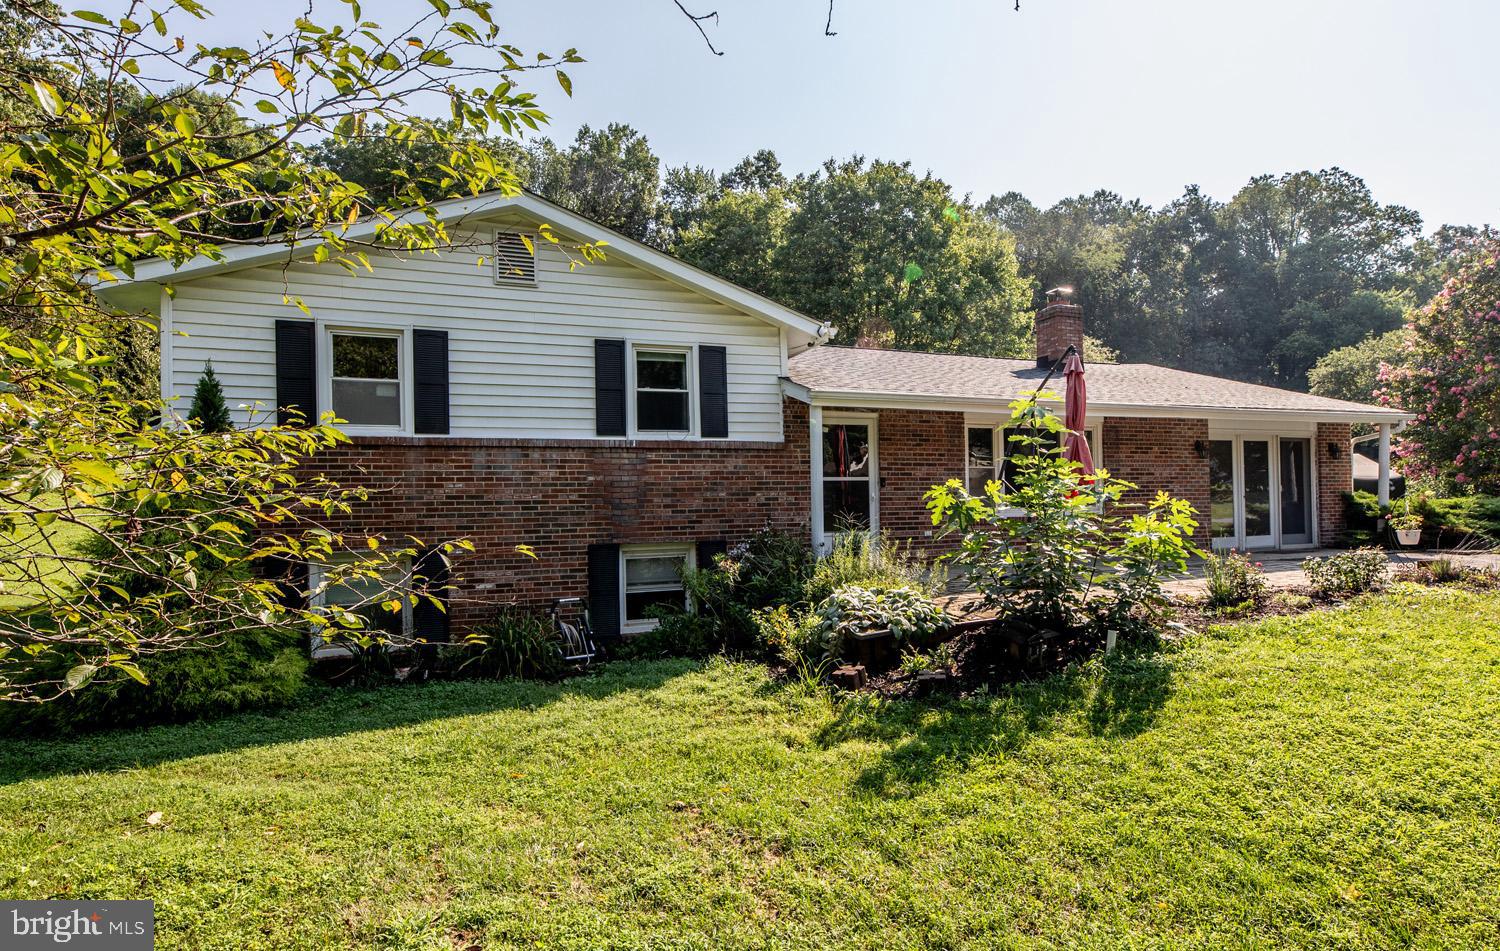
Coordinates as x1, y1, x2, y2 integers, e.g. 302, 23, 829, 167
594, 339, 626, 437
696, 539, 727, 570
411, 547, 451, 643
587, 543, 621, 638
698, 345, 728, 439
412, 329, 450, 435
274, 319, 316, 426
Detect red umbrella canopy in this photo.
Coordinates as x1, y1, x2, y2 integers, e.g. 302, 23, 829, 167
1062, 350, 1095, 475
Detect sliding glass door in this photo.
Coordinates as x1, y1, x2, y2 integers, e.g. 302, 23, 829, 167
1210, 435, 1316, 549
1242, 439, 1274, 548
1279, 438, 1313, 545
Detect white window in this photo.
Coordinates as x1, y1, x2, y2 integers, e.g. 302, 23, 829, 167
633, 347, 693, 434
966, 426, 998, 495
620, 545, 693, 634
327, 329, 406, 431
493, 231, 538, 287
965, 421, 1098, 511
308, 558, 412, 657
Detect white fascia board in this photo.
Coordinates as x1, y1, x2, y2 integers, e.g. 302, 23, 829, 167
779, 378, 813, 404
93, 191, 830, 342
800, 388, 1415, 425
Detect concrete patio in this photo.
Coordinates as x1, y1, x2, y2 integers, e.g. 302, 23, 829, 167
1164, 547, 1500, 596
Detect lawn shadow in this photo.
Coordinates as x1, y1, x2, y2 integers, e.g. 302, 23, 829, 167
0, 659, 697, 786
821, 648, 1177, 797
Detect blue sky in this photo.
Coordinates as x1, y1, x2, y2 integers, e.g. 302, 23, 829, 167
195, 0, 1497, 228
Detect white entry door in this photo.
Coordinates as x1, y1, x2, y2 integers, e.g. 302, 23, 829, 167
818, 415, 879, 543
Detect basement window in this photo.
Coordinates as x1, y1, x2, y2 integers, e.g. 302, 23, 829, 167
621, 545, 693, 634
308, 558, 412, 657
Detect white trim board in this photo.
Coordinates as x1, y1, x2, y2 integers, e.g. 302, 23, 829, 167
782, 381, 1413, 425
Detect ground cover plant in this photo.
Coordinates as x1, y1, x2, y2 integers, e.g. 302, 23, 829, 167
2, 587, 1493, 949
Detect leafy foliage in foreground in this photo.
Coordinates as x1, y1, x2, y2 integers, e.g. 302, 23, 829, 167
0, 589, 1494, 948
0, 0, 579, 699
926, 399, 1199, 639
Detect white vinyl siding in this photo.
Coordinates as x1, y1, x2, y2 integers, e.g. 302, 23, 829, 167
164, 231, 786, 441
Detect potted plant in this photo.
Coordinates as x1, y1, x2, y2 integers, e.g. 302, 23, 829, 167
1390, 501, 1423, 547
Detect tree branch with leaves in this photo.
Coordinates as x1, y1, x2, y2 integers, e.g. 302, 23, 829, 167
0, 0, 576, 700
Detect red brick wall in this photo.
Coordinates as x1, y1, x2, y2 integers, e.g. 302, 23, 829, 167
302, 401, 1347, 635
307, 399, 811, 631
1102, 417, 1213, 544
863, 407, 965, 558
1317, 422, 1353, 544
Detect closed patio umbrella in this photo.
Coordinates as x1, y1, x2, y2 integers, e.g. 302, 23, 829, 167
1062, 349, 1095, 475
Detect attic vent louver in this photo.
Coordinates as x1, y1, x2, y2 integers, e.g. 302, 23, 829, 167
493, 231, 537, 287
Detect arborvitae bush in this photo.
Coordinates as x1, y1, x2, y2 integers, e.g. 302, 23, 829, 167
189, 361, 233, 432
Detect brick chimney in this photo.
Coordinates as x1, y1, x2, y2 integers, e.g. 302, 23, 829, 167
1035, 286, 1084, 368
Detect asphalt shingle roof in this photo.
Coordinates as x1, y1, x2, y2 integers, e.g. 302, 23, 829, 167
786, 346, 1408, 419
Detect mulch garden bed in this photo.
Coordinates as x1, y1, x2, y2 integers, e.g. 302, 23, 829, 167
843, 574, 1500, 701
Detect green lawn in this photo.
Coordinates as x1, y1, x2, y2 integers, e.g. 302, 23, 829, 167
2, 587, 1498, 950
0, 507, 99, 612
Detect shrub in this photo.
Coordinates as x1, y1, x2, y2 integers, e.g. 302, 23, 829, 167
1, 628, 309, 736
1347, 490, 1500, 543
188, 361, 233, 432
812, 583, 948, 659
683, 527, 815, 652
751, 604, 825, 665
1302, 548, 1388, 598
614, 607, 719, 660
1202, 550, 1268, 608
803, 530, 942, 606
897, 641, 958, 676
926, 403, 1200, 639
446, 607, 563, 680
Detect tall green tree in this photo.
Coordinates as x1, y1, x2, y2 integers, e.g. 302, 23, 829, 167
1308, 328, 1408, 405
990, 169, 1424, 388
773, 157, 1031, 355
528, 123, 664, 243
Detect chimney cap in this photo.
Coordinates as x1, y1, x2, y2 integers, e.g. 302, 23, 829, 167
1045, 285, 1075, 303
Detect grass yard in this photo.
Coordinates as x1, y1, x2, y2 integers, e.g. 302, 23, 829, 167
0, 507, 99, 612
2, 586, 1498, 950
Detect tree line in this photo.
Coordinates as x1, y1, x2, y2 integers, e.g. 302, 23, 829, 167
309, 122, 1493, 395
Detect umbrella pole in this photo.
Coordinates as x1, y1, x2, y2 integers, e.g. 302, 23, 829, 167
1018, 343, 1078, 418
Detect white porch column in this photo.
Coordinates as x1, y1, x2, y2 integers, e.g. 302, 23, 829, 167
809, 404, 825, 555
1377, 423, 1392, 507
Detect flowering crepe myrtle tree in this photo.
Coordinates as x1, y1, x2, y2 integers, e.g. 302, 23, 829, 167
0, 0, 593, 701
1378, 241, 1500, 492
